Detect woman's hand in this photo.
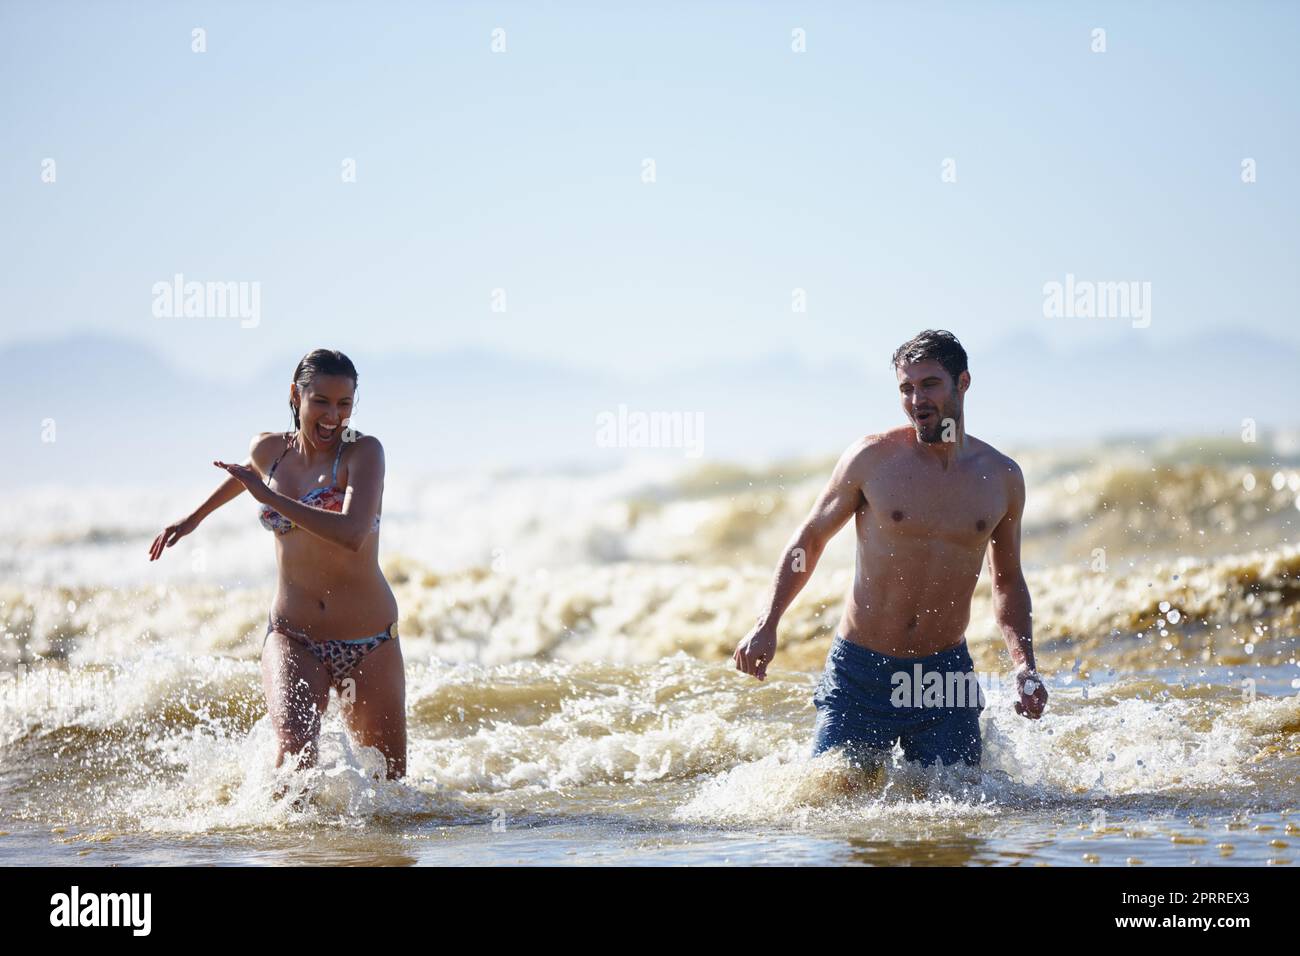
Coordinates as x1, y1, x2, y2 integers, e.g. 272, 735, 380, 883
148, 515, 200, 561
214, 460, 272, 504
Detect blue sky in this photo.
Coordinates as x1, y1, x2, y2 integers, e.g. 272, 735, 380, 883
2, 1, 1297, 388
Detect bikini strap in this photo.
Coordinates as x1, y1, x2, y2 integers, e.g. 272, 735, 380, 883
266, 431, 294, 481
331, 435, 346, 484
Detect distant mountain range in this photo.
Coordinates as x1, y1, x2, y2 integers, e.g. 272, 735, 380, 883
4, 329, 1297, 485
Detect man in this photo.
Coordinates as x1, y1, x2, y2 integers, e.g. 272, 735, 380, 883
733, 329, 1047, 769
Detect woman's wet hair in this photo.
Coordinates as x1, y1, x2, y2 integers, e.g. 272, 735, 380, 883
290, 349, 359, 430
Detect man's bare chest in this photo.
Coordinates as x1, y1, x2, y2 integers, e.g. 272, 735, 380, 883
859, 468, 1008, 548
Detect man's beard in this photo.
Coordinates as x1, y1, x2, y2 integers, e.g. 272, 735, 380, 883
917, 418, 945, 443
916, 397, 957, 444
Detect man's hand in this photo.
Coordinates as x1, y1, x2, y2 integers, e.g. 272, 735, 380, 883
1014, 667, 1048, 719
733, 624, 778, 681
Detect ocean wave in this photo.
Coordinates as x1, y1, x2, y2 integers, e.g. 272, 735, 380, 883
2, 653, 1293, 835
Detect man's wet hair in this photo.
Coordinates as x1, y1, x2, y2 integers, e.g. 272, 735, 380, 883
891, 329, 968, 384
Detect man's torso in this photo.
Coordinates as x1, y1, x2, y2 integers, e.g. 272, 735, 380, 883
837, 427, 1015, 657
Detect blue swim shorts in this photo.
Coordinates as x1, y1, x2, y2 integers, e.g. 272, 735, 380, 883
811, 634, 984, 768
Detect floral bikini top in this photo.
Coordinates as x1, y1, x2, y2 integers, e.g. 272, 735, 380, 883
258, 433, 381, 536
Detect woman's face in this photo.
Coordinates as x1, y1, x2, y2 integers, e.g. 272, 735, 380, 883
293, 374, 356, 450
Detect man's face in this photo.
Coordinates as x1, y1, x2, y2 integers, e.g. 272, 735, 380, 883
896, 359, 965, 444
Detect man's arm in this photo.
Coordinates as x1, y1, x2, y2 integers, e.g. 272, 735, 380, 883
733, 438, 869, 680
986, 459, 1047, 718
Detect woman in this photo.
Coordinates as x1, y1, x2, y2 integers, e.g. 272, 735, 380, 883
148, 349, 406, 781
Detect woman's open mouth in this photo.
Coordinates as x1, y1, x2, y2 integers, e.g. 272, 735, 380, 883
315, 422, 339, 441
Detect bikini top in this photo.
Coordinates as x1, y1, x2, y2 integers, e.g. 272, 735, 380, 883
258, 433, 382, 536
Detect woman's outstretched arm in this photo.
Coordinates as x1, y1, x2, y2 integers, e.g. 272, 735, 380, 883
148, 433, 265, 561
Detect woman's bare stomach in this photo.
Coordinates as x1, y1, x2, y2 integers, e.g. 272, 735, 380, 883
270, 550, 398, 640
